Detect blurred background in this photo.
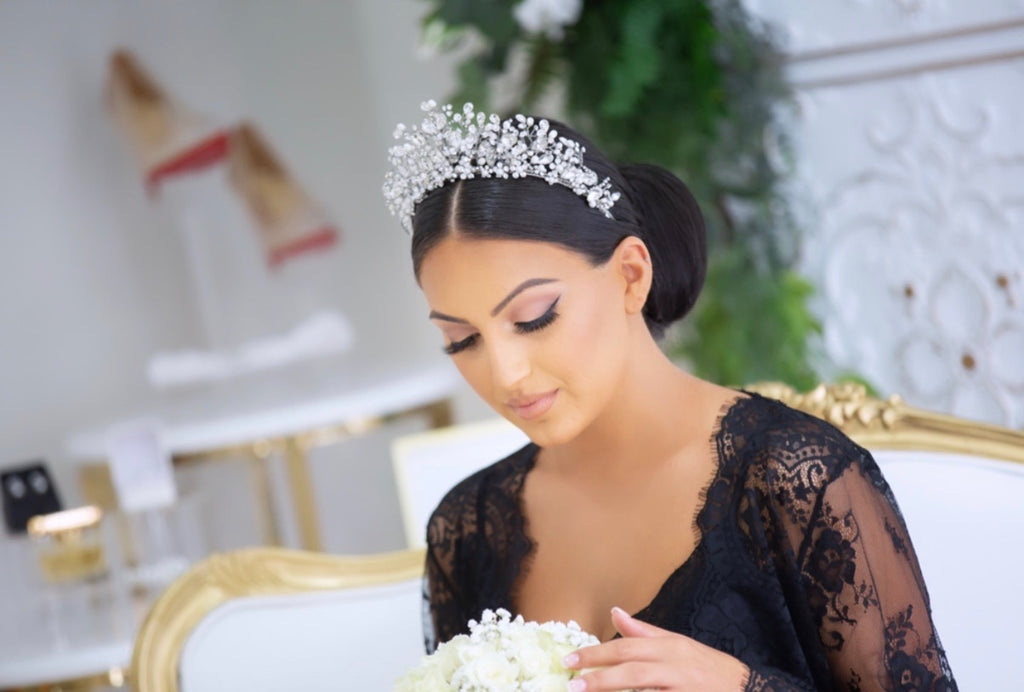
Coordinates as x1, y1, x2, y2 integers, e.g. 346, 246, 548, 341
0, 0, 1021, 688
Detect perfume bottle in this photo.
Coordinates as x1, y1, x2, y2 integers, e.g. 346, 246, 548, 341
27, 506, 108, 583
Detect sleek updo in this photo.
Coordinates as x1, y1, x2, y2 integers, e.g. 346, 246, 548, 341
410, 119, 707, 339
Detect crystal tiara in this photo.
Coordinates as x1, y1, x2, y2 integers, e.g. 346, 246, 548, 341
382, 101, 621, 234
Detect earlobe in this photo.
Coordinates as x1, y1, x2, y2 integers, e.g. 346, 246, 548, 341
615, 236, 653, 314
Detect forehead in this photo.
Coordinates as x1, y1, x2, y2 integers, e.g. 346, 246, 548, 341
418, 235, 593, 305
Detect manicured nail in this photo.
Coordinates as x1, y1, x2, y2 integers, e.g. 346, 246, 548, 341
568, 680, 587, 692
563, 652, 579, 668
611, 606, 629, 618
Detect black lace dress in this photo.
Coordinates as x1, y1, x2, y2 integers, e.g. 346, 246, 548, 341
423, 392, 957, 691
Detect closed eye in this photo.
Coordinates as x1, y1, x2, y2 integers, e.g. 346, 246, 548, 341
515, 297, 560, 334
443, 334, 477, 355
442, 297, 561, 356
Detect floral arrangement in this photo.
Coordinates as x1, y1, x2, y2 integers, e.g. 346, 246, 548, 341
417, 0, 863, 390
394, 608, 598, 691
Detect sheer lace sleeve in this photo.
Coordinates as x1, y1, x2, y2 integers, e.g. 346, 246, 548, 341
423, 490, 473, 653
421, 446, 538, 653
745, 420, 955, 691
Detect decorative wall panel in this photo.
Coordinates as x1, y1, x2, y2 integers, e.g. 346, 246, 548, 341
744, 2, 1024, 426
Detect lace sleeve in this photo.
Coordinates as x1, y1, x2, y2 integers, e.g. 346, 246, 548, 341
747, 434, 956, 691
423, 502, 472, 653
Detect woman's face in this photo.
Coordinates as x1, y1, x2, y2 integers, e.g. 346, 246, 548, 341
418, 234, 643, 447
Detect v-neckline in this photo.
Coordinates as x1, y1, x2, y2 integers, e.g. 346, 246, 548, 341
507, 391, 753, 641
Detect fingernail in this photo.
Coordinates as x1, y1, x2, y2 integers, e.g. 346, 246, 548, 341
611, 606, 629, 618
562, 652, 579, 668
568, 680, 586, 692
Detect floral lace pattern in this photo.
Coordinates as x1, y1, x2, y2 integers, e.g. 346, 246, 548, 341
424, 393, 957, 690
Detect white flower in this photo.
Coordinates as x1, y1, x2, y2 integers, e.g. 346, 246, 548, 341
394, 608, 601, 691
514, 635, 553, 678
524, 673, 573, 692
464, 650, 521, 689
513, 0, 583, 40
393, 654, 449, 692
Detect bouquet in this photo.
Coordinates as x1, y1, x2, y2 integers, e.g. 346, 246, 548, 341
395, 608, 598, 691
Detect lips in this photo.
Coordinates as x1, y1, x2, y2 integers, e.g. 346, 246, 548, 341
506, 390, 558, 421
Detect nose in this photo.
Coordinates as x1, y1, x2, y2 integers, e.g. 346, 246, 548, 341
487, 336, 532, 392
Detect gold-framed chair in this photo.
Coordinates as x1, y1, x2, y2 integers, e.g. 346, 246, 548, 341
749, 382, 1024, 691
391, 417, 530, 548
131, 547, 425, 692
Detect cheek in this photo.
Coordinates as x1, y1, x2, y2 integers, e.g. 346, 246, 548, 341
553, 292, 630, 391
452, 355, 493, 404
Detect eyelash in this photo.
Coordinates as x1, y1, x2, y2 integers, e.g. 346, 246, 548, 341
443, 298, 561, 355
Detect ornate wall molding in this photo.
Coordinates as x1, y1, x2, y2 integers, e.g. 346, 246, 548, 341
744, 0, 1024, 54
745, 2, 1024, 427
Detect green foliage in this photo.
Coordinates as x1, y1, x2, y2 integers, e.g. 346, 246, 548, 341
418, 0, 848, 389
683, 251, 821, 389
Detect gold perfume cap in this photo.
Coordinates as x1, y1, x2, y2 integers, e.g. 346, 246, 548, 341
27, 505, 102, 537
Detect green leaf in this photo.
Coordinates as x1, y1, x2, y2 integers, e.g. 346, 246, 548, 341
601, 0, 665, 117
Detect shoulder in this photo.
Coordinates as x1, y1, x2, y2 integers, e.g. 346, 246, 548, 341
425, 442, 537, 546
726, 392, 876, 503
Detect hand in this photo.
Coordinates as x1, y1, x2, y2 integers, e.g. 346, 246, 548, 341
563, 607, 749, 691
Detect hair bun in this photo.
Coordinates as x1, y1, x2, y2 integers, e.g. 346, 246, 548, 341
620, 163, 707, 337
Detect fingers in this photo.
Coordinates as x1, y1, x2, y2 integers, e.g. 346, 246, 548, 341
569, 661, 672, 691
567, 637, 666, 670
611, 606, 671, 638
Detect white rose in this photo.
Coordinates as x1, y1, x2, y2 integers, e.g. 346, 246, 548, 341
524, 672, 573, 692
513, 0, 583, 40
465, 650, 521, 690
393, 655, 450, 692
517, 639, 555, 678
436, 635, 469, 679
456, 641, 488, 667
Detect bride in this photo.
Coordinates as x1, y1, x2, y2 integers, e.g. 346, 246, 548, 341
383, 102, 956, 691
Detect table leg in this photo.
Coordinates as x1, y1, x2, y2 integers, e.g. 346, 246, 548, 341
426, 398, 454, 429
282, 437, 322, 552
247, 449, 281, 547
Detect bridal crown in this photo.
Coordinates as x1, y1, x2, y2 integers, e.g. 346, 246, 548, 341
383, 101, 620, 233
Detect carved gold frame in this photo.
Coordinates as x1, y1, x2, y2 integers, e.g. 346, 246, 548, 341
746, 382, 1024, 464
130, 546, 425, 692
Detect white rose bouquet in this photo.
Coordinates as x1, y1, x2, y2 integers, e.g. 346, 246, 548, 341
394, 608, 598, 691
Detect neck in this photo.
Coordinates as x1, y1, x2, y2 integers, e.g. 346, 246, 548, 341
545, 325, 718, 479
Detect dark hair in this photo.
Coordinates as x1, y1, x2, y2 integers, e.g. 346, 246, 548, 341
410, 119, 707, 339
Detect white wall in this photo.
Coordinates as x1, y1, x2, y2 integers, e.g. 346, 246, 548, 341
0, 0, 491, 552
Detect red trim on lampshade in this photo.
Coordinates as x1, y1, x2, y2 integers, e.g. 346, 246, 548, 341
145, 130, 231, 193
268, 227, 339, 268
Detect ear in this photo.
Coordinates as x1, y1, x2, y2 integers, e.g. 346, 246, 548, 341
613, 236, 653, 315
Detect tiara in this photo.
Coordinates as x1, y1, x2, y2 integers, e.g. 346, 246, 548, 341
382, 101, 620, 233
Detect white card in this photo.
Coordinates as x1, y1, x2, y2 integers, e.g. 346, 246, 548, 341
105, 419, 177, 512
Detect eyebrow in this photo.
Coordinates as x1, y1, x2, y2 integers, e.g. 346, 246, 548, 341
428, 277, 558, 323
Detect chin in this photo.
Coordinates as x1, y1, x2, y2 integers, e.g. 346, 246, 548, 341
513, 414, 586, 449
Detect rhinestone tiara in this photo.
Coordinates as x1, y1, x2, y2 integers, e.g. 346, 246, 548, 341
382, 101, 620, 234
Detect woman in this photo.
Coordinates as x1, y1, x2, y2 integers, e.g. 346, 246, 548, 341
383, 102, 956, 691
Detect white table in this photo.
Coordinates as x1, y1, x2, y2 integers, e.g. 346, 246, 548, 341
0, 536, 140, 691
66, 356, 459, 552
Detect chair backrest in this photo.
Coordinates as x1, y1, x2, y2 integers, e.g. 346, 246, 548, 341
392, 417, 530, 548
132, 547, 426, 692
749, 382, 1024, 692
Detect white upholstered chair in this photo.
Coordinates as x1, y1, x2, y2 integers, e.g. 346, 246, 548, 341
131, 547, 426, 692
750, 382, 1024, 692
391, 417, 530, 548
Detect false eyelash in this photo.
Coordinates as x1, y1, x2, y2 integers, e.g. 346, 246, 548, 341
443, 297, 562, 356
515, 298, 560, 334
443, 334, 477, 355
